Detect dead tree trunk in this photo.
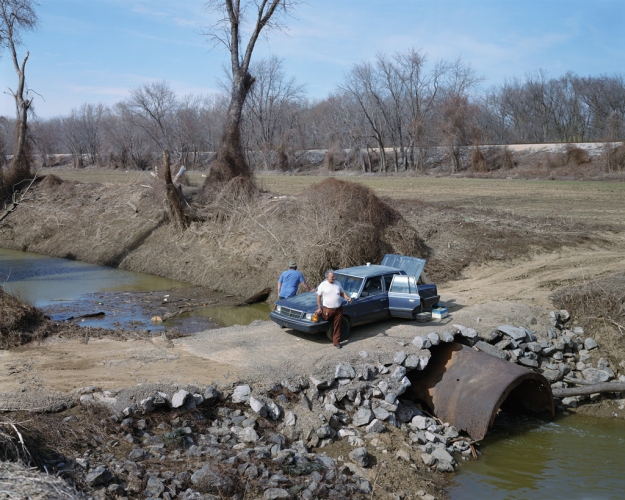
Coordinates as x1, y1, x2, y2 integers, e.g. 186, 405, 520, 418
208, 71, 256, 185
163, 149, 187, 230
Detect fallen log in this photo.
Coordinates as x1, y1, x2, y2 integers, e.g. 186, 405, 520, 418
65, 312, 105, 321
552, 382, 625, 398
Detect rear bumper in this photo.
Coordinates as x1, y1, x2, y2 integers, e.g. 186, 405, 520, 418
422, 295, 441, 309
269, 312, 329, 334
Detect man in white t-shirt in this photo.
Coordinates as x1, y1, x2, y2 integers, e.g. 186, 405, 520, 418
315, 270, 353, 348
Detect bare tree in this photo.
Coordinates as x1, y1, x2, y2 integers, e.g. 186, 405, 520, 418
0, 0, 39, 194
341, 62, 390, 172
30, 117, 60, 167
126, 81, 177, 153
202, 0, 301, 186
244, 56, 305, 169
434, 59, 482, 173
102, 103, 153, 170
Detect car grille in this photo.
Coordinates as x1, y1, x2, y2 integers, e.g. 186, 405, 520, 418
279, 307, 303, 319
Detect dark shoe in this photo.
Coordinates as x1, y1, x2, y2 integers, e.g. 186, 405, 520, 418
335, 344, 342, 349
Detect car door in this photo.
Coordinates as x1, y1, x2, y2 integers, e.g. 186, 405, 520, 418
356, 275, 387, 323
387, 274, 422, 319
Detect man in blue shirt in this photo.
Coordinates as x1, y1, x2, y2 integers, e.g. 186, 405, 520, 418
277, 261, 312, 299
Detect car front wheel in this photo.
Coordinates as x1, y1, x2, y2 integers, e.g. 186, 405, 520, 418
325, 317, 350, 342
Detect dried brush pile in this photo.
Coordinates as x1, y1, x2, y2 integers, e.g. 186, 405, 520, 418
0, 288, 46, 349
551, 273, 625, 337
194, 178, 424, 286
601, 142, 625, 173
471, 146, 516, 172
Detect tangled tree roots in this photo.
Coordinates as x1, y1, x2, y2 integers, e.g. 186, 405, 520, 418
201, 126, 254, 202
0, 162, 33, 202
207, 176, 260, 221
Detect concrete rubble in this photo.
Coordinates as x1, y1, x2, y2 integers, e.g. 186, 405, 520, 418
65, 330, 470, 499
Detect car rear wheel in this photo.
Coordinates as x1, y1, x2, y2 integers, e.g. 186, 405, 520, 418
325, 317, 350, 342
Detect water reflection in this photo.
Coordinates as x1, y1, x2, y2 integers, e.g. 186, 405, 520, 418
165, 302, 271, 328
449, 413, 625, 499
0, 248, 187, 307
0, 248, 270, 331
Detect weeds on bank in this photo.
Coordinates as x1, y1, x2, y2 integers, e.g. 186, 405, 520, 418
551, 273, 625, 337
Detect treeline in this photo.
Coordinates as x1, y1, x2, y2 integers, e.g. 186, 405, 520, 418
1, 49, 624, 173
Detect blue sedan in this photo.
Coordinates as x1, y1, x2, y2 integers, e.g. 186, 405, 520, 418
269, 255, 440, 341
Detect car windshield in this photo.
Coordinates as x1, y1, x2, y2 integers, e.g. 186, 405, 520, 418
334, 274, 363, 299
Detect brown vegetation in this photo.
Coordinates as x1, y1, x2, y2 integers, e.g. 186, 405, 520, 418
551, 273, 625, 338
0, 288, 45, 348
190, 177, 424, 287
471, 146, 516, 172
601, 142, 625, 173
297, 178, 423, 275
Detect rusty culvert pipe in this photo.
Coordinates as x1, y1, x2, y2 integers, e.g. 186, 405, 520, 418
408, 342, 555, 441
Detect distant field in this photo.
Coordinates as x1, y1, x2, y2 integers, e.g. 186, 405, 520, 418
47, 169, 625, 225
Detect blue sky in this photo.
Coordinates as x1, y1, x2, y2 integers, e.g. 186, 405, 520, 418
1, 0, 623, 118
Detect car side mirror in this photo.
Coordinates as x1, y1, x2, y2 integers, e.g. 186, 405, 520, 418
360, 292, 369, 297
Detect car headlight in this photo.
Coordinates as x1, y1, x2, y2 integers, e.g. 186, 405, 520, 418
276, 305, 282, 313
305, 313, 319, 322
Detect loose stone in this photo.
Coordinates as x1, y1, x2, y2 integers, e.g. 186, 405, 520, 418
348, 447, 369, 467
366, 419, 386, 433
412, 336, 432, 349
232, 385, 252, 403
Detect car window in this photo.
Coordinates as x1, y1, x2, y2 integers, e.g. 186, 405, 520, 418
389, 275, 410, 293
334, 274, 363, 298
363, 276, 383, 296
389, 275, 420, 294
383, 273, 398, 291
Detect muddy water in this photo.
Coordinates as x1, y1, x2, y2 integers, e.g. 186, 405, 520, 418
0, 248, 270, 331
448, 412, 625, 499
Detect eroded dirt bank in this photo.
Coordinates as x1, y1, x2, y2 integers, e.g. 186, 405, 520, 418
1, 174, 620, 298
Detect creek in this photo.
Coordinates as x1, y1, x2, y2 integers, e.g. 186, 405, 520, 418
449, 412, 625, 499
0, 248, 270, 332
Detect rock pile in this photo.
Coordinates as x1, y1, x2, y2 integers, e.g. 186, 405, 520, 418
444, 311, 624, 408
69, 334, 472, 498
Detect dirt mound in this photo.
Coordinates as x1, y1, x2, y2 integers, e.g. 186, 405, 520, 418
118, 177, 426, 298
0, 288, 46, 348
39, 173, 65, 188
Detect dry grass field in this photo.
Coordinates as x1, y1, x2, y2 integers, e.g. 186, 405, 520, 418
47, 169, 625, 225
